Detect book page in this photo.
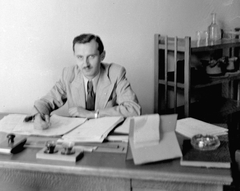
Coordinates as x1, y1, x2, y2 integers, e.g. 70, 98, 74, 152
0, 114, 87, 137
62, 116, 124, 142
176, 117, 228, 138
113, 117, 131, 134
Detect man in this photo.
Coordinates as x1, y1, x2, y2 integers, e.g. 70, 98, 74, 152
26, 33, 141, 130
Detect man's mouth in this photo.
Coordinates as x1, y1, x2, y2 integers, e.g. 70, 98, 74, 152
84, 66, 91, 71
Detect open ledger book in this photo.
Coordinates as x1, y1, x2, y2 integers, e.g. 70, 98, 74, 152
60, 116, 124, 142
0, 114, 124, 142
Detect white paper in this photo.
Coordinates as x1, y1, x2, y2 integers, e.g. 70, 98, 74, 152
176, 117, 228, 138
0, 114, 87, 137
133, 114, 160, 147
62, 116, 124, 142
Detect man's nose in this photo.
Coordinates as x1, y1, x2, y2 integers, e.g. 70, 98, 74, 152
83, 58, 90, 67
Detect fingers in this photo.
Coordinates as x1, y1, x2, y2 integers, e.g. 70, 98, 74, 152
34, 114, 51, 130
44, 114, 50, 123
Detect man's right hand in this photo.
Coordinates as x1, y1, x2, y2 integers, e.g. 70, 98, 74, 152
34, 114, 51, 130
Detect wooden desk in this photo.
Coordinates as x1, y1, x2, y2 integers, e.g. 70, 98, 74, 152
0, 114, 233, 191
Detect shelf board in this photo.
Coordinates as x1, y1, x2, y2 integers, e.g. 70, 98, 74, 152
191, 38, 240, 52
159, 79, 185, 88
159, 71, 240, 89
158, 38, 240, 53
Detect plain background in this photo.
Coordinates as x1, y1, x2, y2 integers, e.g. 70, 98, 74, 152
0, 0, 240, 115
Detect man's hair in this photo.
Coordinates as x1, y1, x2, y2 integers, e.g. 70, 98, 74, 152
72, 33, 104, 54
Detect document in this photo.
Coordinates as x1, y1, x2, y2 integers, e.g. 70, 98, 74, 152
61, 116, 124, 142
0, 114, 87, 137
176, 117, 228, 138
133, 114, 160, 147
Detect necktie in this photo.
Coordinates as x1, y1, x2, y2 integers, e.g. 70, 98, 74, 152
86, 81, 95, 110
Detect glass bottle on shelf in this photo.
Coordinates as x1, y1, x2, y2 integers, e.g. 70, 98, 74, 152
208, 13, 221, 41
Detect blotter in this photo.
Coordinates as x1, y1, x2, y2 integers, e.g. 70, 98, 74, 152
36, 146, 84, 163
126, 114, 182, 165
0, 135, 27, 154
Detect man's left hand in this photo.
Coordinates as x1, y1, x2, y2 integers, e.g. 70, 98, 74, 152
69, 107, 95, 119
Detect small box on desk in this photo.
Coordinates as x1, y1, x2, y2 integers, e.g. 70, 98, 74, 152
36, 146, 84, 163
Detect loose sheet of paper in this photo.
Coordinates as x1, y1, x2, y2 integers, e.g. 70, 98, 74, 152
0, 114, 87, 137
133, 114, 160, 148
176, 117, 228, 138
62, 116, 124, 142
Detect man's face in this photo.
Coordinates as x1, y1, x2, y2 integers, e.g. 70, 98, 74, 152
74, 39, 105, 80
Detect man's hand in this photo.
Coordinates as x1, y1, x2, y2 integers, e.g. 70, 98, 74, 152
34, 114, 51, 130
69, 107, 95, 119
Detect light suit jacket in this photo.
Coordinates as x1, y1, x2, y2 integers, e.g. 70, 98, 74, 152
34, 63, 141, 117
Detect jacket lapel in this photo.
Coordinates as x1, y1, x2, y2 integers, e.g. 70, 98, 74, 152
96, 64, 113, 109
70, 71, 86, 108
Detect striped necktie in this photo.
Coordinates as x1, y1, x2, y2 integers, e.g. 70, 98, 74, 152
86, 81, 95, 110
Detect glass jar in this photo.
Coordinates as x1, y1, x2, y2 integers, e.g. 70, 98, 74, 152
208, 13, 221, 41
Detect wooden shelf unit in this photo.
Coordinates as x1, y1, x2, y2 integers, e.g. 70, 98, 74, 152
154, 34, 240, 121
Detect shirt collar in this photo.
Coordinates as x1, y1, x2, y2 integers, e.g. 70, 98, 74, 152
83, 72, 100, 93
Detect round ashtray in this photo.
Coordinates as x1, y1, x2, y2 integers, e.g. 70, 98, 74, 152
191, 134, 220, 151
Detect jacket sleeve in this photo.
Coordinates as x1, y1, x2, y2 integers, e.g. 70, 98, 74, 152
98, 65, 141, 117
33, 67, 72, 115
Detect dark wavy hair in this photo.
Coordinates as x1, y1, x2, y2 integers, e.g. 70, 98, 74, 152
72, 33, 104, 54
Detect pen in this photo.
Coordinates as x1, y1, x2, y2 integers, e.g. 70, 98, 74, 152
34, 105, 45, 121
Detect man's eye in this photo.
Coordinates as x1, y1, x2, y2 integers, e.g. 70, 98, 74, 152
88, 55, 95, 59
77, 56, 83, 60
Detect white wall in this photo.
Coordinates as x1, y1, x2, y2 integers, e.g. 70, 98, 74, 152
0, 0, 240, 114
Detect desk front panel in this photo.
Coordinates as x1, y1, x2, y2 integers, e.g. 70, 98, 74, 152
0, 168, 130, 191
0, 146, 232, 191
131, 179, 223, 191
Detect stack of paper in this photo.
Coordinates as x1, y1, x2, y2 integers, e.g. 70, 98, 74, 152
176, 117, 228, 138
0, 114, 87, 137
61, 116, 124, 142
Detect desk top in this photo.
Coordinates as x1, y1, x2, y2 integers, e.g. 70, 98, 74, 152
0, 113, 233, 186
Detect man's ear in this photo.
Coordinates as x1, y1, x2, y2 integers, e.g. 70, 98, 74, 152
100, 51, 106, 61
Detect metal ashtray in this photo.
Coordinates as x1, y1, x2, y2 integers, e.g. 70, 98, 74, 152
191, 134, 220, 151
